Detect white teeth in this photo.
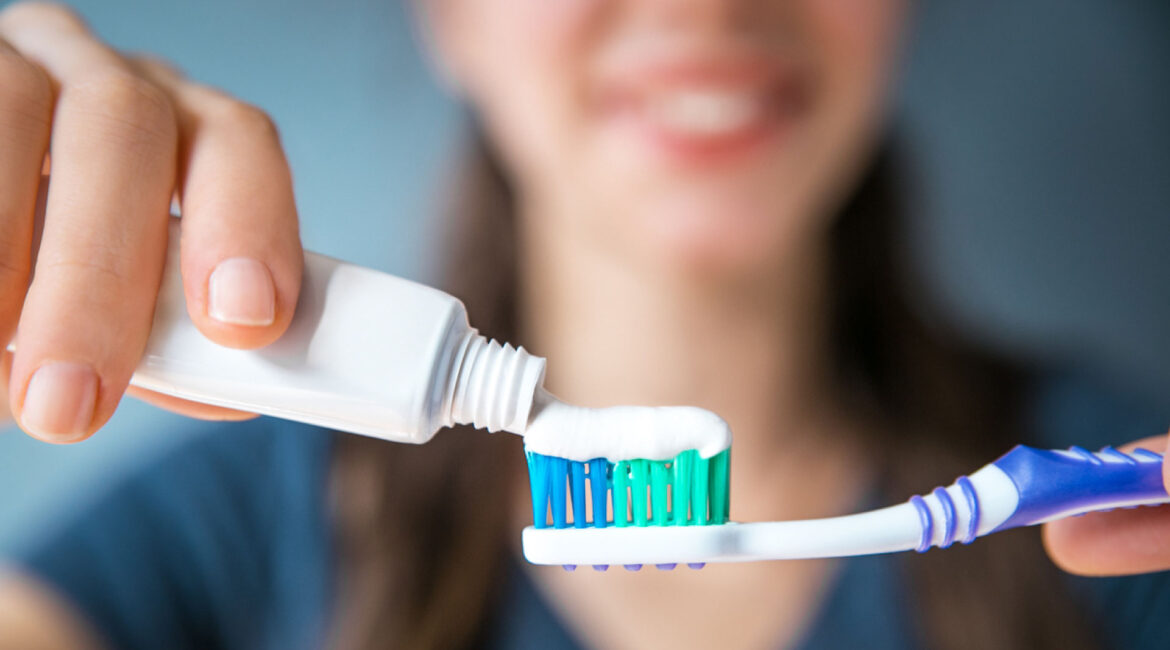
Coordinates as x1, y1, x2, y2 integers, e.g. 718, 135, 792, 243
646, 91, 760, 135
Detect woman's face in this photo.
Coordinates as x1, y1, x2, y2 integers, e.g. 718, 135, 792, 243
429, 0, 907, 275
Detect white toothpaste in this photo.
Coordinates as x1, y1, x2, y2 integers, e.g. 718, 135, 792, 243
523, 389, 732, 462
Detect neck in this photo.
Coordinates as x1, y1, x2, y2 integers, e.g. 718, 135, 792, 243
517, 211, 868, 521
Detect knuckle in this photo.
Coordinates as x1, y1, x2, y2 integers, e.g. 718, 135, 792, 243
68, 69, 176, 142
38, 257, 130, 288
0, 2, 87, 32
212, 98, 280, 142
127, 53, 183, 79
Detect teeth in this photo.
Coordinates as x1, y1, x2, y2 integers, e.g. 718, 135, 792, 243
646, 91, 760, 135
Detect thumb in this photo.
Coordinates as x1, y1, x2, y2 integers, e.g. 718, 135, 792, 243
1162, 430, 1170, 494
1, 350, 12, 426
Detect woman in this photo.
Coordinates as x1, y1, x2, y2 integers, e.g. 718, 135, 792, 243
0, 1, 1167, 649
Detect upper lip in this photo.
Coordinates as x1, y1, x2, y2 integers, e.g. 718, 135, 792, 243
592, 51, 804, 123
594, 50, 797, 99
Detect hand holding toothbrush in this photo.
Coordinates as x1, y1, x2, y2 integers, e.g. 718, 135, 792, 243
1043, 434, 1170, 576
0, 3, 305, 441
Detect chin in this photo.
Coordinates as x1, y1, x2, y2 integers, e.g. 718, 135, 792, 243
629, 202, 799, 280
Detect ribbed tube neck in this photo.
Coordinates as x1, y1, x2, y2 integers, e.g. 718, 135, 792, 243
447, 332, 546, 433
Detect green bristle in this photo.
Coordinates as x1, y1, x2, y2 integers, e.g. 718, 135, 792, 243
613, 460, 630, 527
672, 450, 695, 525
692, 454, 710, 524
650, 461, 670, 524
710, 449, 730, 523
612, 450, 729, 526
630, 460, 650, 525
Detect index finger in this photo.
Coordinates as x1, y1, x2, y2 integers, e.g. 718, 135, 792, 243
133, 59, 303, 350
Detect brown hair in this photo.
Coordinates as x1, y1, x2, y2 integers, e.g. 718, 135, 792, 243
328, 132, 1096, 650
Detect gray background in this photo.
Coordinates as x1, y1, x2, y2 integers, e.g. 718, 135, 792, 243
1, 0, 1167, 550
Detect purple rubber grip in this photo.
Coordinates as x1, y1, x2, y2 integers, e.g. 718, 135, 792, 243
990, 444, 1167, 532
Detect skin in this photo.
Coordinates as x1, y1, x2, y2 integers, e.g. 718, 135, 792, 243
0, 0, 1166, 647
0, 1, 302, 444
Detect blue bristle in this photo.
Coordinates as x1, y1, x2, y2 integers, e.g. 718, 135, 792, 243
624, 564, 643, 572
549, 456, 568, 528
570, 461, 587, 528
526, 452, 551, 529
589, 458, 608, 528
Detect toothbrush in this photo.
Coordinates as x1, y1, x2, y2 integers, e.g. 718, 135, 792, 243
522, 444, 1170, 570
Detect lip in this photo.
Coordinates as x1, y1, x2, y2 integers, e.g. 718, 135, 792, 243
595, 55, 808, 165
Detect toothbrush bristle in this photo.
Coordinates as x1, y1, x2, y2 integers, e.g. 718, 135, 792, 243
525, 448, 730, 530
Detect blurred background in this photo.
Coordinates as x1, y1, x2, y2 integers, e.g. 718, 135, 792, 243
1, 0, 1167, 551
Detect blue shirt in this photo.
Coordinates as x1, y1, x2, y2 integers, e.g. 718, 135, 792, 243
8, 372, 1170, 649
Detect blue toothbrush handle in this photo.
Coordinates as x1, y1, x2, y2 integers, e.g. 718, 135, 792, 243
990, 444, 1169, 532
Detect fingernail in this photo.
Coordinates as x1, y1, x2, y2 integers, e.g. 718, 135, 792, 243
208, 257, 276, 326
21, 361, 98, 442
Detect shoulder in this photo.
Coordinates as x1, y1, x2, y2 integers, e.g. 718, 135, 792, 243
10, 417, 338, 650
138, 416, 336, 502
14, 415, 337, 547
92, 416, 337, 543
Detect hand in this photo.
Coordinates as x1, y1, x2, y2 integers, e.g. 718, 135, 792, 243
0, 2, 303, 442
1043, 433, 1170, 575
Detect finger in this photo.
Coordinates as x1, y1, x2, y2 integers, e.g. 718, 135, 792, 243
1043, 505, 1170, 576
1163, 430, 1170, 495
124, 385, 258, 422
1042, 434, 1170, 576
133, 57, 302, 350
1, 5, 178, 442
0, 36, 52, 346
1, 350, 12, 424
